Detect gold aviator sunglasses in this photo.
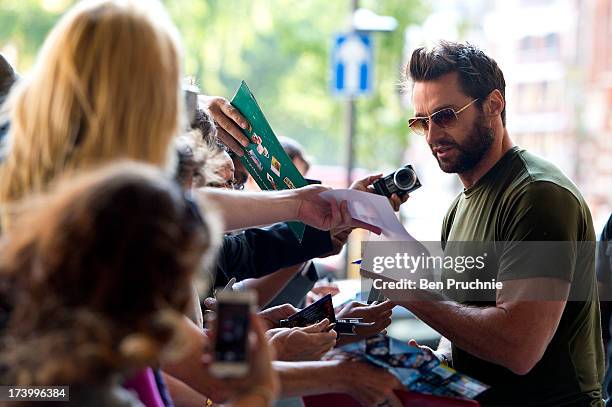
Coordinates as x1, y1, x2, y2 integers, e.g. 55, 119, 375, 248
408, 98, 479, 136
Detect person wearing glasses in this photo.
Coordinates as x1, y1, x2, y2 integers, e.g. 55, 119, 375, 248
181, 108, 393, 322
199, 41, 604, 406
384, 41, 604, 406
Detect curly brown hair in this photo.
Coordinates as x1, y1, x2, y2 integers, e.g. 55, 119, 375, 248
0, 162, 219, 386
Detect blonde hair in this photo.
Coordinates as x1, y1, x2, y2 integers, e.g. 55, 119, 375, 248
0, 0, 184, 228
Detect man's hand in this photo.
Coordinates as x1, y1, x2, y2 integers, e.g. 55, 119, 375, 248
294, 185, 381, 233
258, 303, 300, 331
350, 173, 409, 211
408, 339, 449, 365
335, 300, 394, 345
199, 95, 250, 155
268, 319, 337, 361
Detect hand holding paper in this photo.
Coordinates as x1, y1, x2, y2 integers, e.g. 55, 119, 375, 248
294, 185, 382, 234
320, 189, 415, 241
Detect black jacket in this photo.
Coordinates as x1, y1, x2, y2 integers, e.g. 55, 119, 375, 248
215, 223, 333, 288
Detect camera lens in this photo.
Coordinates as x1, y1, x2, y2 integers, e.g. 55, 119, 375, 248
393, 167, 417, 190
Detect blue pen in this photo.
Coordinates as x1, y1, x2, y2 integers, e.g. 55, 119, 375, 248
351, 259, 362, 265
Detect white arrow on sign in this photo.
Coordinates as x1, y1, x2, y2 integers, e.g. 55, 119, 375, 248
337, 34, 369, 93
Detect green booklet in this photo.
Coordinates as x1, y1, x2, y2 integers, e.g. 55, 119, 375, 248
230, 81, 308, 241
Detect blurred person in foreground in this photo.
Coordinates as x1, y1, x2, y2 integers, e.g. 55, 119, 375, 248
389, 42, 603, 406
0, 162, 278, 407
0, 0, 370, 319
0, 0, 371, 234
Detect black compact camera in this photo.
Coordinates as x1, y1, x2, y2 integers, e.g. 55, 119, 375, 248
372, 164, 421, 198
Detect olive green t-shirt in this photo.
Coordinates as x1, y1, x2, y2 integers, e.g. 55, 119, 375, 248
441, 146, 604, 406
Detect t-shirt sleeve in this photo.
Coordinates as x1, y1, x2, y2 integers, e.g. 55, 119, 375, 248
497, 181, 583, 282
441, 194, 461, 251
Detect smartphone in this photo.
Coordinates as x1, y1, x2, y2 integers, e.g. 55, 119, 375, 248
210, 290, 257, 378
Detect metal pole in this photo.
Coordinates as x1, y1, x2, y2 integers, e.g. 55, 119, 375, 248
346, 99, 355, 187
343, 0, 359, 279
346, 0, 359, 188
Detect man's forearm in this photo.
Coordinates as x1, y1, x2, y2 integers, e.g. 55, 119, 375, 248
402, 297, 516, 369
398, 278, 568, 375
195, 188, 299, 232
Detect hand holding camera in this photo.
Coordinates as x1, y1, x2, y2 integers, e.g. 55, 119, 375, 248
350, 164, 421, 211
373, 164, 421, 197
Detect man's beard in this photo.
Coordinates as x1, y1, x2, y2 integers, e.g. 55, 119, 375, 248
430, 115, 494, 174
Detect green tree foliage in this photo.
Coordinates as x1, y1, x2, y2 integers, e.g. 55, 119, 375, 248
0, 0, 66, 68
0, 0, 427, 169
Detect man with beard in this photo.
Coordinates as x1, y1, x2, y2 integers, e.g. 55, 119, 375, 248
394, 42, 604, 406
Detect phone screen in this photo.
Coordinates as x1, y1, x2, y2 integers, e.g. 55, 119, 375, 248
214, 302, 250, 362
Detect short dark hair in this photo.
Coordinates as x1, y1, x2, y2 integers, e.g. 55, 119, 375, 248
407, 41, 506, 126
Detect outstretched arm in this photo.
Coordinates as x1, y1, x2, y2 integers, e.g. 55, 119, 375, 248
195, 185, 380, 234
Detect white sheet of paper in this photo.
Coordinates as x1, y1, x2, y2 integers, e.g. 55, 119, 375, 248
320, 189, 416, 241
